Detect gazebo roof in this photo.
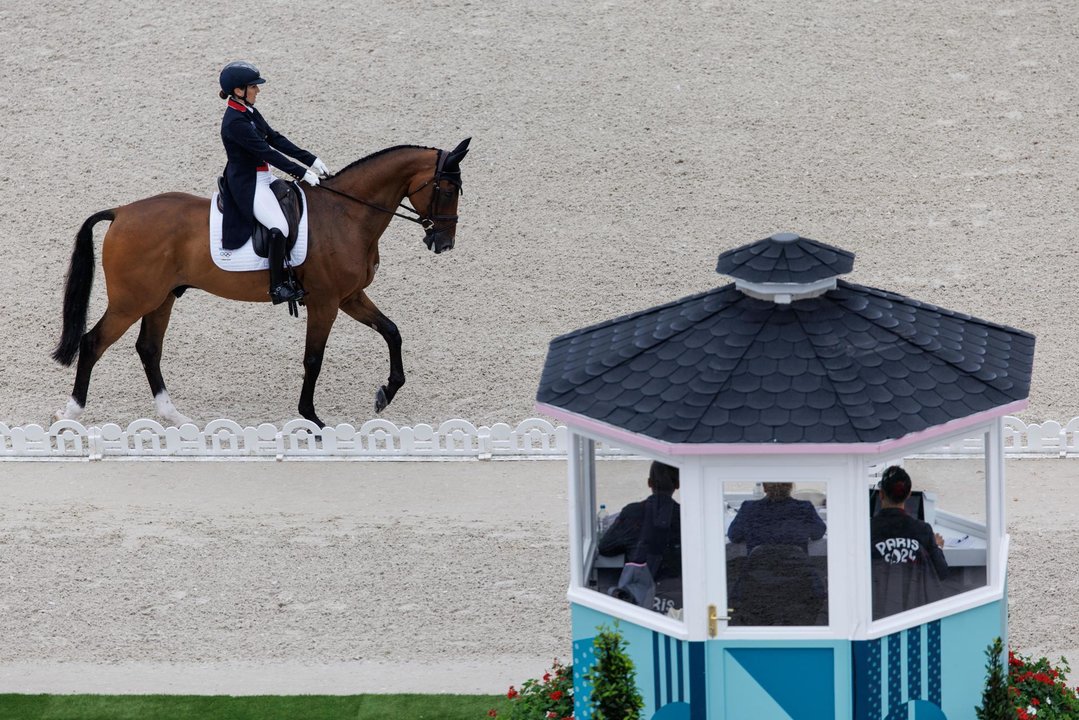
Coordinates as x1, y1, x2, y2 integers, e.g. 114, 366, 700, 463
716, 232, 854, 284
536, 235, 1035, 448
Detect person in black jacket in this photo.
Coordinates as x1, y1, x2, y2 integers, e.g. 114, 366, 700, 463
871, 465, 948, 579
218, 60, 329, 306
598, 461, 681, 581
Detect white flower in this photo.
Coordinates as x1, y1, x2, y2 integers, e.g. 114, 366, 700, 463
1027, 706, 1038, 716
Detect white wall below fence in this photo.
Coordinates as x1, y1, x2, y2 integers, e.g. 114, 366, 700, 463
2, 416, 1079, 460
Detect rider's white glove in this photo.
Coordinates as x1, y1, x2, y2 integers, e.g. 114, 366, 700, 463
311, 157, 330, 177
302, 169, 320, 186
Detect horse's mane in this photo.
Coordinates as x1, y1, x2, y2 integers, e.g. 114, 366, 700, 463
334, 144, 435, 176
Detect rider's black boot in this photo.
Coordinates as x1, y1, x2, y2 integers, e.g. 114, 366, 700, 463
268, 229, 303, 305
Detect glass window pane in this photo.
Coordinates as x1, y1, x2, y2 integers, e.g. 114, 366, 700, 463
575, 436, 595, 583
724, 480, 829, 626
588, 459, 684, 619
869, 455, 988, 621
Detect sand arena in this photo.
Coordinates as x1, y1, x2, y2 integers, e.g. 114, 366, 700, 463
2, 0, 1078, 693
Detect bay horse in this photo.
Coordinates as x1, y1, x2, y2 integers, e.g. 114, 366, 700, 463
52, 139, 471, 428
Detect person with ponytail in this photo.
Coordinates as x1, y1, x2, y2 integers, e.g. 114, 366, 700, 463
871, 465, 948, 579
217, 60, 330, 307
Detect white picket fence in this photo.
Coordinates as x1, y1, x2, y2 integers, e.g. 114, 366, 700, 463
1, 416, 1079, 461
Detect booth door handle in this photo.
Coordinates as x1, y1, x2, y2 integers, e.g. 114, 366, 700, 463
708, 605, 732, 637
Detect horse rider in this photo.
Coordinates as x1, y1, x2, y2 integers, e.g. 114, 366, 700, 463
217, 60, 330, 306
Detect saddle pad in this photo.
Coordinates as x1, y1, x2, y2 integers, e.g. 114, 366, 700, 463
209, 190, 309, 272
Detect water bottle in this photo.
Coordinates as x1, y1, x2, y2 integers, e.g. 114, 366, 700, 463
597, 504, 608, 534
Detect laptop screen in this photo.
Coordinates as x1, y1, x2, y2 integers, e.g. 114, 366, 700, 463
869, 488, 925, 521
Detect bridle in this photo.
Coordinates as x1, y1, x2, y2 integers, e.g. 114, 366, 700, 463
315, 149, 462, 233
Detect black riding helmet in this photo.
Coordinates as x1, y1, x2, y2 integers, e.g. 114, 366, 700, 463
219, 61, 266, 95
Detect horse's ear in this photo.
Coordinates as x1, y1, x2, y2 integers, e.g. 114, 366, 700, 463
445, 137, 471, 169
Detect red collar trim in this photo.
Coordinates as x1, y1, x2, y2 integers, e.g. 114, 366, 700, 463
227, 99, 248, 112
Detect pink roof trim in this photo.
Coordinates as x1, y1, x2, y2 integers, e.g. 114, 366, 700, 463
533, 400, 1028, 456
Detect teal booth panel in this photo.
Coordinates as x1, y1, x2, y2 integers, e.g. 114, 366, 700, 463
853, 599, 1004, 720
572, 602, 850, 720
938, 600, 1005, 719
573, 599, 1001, 719
708, 640, 850, 720
572, 604, 698, 720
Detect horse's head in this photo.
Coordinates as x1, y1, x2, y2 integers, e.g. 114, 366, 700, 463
408, 138, 470, 254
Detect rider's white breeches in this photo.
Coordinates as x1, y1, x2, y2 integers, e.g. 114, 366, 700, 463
253, 169, 289, 235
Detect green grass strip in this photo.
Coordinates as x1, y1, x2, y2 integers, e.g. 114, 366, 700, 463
0, 694, 510, 720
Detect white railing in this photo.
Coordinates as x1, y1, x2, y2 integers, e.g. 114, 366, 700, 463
0, 418, 570, 460
1, 416, 1078, 461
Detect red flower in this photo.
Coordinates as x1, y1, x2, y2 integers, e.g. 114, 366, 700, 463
543, 672, 552, 682
550, 690, 564, 701
1031, 698, 1040, 706
507, 686, 518, 699
487, 710, 497, 718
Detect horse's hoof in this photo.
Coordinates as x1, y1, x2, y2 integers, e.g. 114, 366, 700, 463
375, 387, 389, 413
54, 398, 83, 423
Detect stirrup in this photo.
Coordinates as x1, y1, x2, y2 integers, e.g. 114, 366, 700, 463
269, 282, 304, 306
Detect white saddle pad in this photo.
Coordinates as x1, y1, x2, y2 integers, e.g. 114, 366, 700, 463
209, 189, 309, 272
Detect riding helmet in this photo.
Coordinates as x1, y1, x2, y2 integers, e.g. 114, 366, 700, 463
219, 61, 266, 94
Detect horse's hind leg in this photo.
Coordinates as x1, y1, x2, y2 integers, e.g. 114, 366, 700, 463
135, 295, 192, 427
55, 307, 141, 422
340, 292, 404, 414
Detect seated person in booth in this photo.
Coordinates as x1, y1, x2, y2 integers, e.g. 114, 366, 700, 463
727, 482, 826, 552
727, 482, 828, 625
870, 465, 949, 619
599, 462, 682, 614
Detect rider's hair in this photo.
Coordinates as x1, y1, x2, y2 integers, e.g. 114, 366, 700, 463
218, 89, 229, 100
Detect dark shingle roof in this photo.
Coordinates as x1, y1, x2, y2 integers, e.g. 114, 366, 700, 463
716, 232, 855, 284
536, 281, 1035, 445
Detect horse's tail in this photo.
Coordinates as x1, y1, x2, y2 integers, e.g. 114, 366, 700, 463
52, 209, 115, 366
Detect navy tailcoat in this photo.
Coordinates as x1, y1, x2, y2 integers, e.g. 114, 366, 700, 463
219, 98, 316, 250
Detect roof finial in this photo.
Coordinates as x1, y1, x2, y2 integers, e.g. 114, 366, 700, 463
716, 232, 855, 304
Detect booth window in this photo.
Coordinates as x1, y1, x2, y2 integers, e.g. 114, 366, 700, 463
723, 480, 829, 627
587, 459, 684, 619
869, 452, 989, 621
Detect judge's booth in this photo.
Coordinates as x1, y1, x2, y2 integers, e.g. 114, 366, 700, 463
536, 233, 1034, 719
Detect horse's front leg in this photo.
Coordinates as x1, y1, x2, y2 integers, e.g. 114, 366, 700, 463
340, 292, 404, 413
135, 294, 192, 427
297, 302, 338, 428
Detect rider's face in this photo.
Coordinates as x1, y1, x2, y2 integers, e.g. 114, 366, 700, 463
234, 84, 260, 105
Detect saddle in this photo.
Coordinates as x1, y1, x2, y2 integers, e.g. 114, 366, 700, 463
216, 176, 302, 257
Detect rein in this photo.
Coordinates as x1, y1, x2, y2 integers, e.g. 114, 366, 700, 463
317, 183, 432, 227
312, 149, 460, 230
